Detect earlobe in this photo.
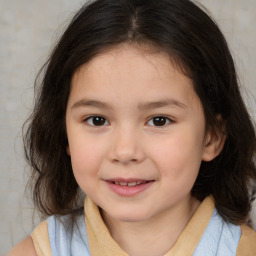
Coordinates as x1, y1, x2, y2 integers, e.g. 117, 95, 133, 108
66, 146, 70, 156
202, 128, 226, 162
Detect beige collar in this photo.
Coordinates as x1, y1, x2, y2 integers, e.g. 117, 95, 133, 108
84, 196, 215, 256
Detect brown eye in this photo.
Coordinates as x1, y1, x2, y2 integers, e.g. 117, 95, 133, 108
85, 116, 109, 126
147, 116, 172, 127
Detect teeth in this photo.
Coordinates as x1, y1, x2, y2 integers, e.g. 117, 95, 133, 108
127, 182, 137, 187
113, 181, 147, 186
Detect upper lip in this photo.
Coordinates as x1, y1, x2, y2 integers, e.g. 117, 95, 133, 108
105, 178, 155, 187
106, 178, 152, 183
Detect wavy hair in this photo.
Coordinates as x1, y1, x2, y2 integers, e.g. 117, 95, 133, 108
24, 0, 256, 225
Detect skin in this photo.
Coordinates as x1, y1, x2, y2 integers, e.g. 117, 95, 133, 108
7, 237, 36, 256
65, 44, 225, 256
9, 43, 225, 256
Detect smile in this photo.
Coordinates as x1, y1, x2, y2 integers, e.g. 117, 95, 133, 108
112, 181, 148, 187
105, 179, 154, 196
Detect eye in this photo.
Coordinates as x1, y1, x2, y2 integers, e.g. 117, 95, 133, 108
84, 116, 109, 126
147, 116, 172, 127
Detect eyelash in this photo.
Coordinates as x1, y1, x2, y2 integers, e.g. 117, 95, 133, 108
146, 116, 173, 127
83, 115, 173, 127
84, 116, 110, 126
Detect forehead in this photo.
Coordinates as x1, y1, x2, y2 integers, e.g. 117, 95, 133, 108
73, 44, 171, 77
69, 44, 200, 110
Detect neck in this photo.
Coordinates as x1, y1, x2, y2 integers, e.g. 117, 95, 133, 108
102, 196, 200, 256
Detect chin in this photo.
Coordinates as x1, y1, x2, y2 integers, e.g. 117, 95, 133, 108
107, 207, 150, 223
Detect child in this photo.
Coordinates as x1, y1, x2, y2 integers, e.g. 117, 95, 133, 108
9, 0, 256, 255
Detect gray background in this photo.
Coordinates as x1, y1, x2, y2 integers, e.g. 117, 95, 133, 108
0, 0, 256, 255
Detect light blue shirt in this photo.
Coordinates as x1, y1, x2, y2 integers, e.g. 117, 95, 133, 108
48, 208, 241, 256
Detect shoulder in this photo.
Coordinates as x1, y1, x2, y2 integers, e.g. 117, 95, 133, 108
237, 224, 256, 256
31, 219, 52, 256
7, 236, 37, 256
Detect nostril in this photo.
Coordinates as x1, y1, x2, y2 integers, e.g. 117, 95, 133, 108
108, 141, 146, 164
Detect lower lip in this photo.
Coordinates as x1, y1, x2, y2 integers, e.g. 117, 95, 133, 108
106, 181, 154, 197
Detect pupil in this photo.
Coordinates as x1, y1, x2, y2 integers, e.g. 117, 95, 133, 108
153, 117, 166, 126
93, 116, 105, 126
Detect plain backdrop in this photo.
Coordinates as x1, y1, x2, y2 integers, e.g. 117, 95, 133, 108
0, 0, 256, 255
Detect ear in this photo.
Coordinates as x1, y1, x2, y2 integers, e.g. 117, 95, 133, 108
66, 145, 70, 156
202, 125, 226, 162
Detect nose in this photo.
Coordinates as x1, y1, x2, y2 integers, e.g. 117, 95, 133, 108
108, 126, 145, 164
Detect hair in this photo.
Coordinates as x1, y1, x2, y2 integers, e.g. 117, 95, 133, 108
24, 0, 256, 225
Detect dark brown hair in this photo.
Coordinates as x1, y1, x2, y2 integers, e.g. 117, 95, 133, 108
24, 0, 256, 225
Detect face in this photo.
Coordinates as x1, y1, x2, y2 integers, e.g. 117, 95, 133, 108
66, 44, 215, 224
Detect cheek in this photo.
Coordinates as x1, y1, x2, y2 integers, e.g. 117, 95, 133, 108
149, 129, 204, 177
69, 142, 104, 195
69, 137, 105, 177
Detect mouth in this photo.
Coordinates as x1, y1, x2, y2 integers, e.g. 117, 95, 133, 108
110, 180, 150, 187
105, 179, 154, 196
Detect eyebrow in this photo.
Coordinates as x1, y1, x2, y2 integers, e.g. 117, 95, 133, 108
71, 99, 112, 110
137, 99, 187, 110
71, 98, 187, 111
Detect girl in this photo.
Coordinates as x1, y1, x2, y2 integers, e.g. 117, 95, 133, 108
9, 0, 256, 255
